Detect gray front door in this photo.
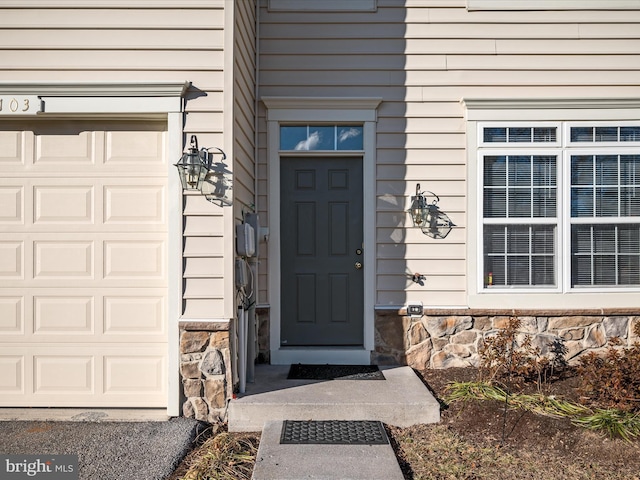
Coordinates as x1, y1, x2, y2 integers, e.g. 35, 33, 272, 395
280, 157, 364, 346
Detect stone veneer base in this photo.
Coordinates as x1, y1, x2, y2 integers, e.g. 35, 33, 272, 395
179, 320, 233, 423
372, 309, 640, 369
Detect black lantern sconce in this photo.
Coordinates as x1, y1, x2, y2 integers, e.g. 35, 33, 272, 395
408, 184, 454, 239
175, 135, 231, 205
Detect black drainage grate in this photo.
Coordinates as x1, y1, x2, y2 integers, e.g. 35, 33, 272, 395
280, 420, 389, 445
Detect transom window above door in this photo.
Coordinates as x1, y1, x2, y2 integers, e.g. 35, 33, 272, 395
479, 122, 640, 291
280, 125, 363, 151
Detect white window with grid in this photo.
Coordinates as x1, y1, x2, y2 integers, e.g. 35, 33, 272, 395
479, 122, 640, 292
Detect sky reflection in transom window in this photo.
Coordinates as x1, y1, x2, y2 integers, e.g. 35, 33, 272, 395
280, 125, 363, 151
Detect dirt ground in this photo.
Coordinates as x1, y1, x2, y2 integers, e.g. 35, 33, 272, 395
389, 367, 640, 480
169, 367, 640, 480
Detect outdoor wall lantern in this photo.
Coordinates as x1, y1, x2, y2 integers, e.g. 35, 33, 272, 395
408, 183, 454, 239
175, 135, 231, 205
175, 135, 212, 191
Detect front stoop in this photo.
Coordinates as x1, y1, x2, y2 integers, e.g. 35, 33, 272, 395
252, 420, 405, 480
228, 365, 440, 432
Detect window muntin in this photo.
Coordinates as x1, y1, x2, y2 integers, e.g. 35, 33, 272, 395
482, 151, 558, 288
480, 122, 640, 291
570, 126, 640, 144
483, 126, 557, 144
280, 125, 363, 151
571, 224, 640, 287
484, 225, 556, 287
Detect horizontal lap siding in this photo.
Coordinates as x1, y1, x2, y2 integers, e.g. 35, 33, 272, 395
0, 1, 228, 318
257, 0, 640, 308
234, 0, 258, 219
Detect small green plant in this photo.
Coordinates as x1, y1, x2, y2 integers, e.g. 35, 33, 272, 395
445, 381, 640, 441
576, 321, 640, 413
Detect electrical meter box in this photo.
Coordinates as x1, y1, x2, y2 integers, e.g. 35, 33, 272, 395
236, 223, 256, 257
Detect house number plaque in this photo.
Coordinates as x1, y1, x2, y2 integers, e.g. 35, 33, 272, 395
0, 95, 41, 115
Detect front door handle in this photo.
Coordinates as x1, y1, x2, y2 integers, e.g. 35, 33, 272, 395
355, 261, 363, 270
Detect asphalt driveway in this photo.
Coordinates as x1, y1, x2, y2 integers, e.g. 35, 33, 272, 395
0, 417, 204, 480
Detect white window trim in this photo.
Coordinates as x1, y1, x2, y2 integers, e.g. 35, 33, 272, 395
467, 0, 640, 11
465, 99, 640, 310
262, 96, 381, 365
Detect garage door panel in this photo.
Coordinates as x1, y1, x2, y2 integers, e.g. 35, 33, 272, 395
34, 355, 95, 394
104, 184, 166, 225
0, 234, 167, 287
0, 121, 168, 408
104, 296, 165, 336
104, 355, 166, 394
34, 296, 94, 335
1, 288, 166, 343
0, 179, 167, 234
34, 185, 94, 224
35, 130, 95, 165
0, 356, 23, 395
105, 130, 166, 166
34, 240, 95, 279
0, 346, 166, 407
0, 241, 23, 279
0, 186, 23, 223
0, 296, 23, 335
0, 130, 24, 164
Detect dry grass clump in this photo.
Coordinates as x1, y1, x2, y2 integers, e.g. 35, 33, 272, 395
180, 430, 259, 480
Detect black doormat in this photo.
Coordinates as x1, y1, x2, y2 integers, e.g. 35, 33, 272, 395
287, 364, 385, 380
280, 420, 389, 445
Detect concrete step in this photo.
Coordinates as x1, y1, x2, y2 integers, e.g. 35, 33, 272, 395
228, 365, 440, 432
252, 420, 405, 480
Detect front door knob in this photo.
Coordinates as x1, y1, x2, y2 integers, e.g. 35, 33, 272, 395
355, 261, 363, 270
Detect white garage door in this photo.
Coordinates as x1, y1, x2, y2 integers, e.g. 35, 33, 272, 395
0, 120, 168, 407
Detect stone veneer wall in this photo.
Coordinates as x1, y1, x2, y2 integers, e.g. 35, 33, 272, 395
179, 320, 234, 423
372, 310, 640, 369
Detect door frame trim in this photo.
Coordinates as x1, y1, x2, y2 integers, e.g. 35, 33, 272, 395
262, 96, 382, 364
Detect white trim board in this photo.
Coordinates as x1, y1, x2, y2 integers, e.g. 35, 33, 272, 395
263, 96, 381, 365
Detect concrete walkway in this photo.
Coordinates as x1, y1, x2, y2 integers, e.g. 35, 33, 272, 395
229, 364, 439, 479
229, 365, 440, 432
252, 420, 404, 480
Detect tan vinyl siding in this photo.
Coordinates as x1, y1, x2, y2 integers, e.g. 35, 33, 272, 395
0, 1, 230, 319
233, 0, 257, 222
257, 0, 640, 308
